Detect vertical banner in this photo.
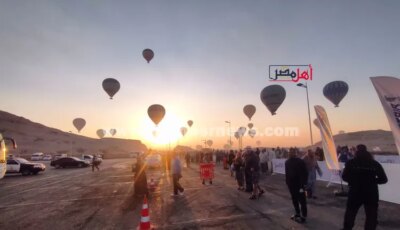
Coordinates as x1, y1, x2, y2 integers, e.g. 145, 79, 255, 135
370, 76, 400, 155
314, 105, 340, 170
0, 134, 6, 179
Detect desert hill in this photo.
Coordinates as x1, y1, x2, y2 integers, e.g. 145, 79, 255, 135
311, 130, 398, 154
0, 110, 147, 158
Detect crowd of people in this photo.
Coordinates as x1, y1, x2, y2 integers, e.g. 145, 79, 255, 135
133, 144, 388, 229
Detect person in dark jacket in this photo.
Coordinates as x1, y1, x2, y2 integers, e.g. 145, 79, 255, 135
243, 150, 253, 193
285, 149, 308, 223
233, 151, 245, 190
342, 144, 388, 230
134, 155, 149, 197
248, 150, 265, 200
228, 150, 235, 176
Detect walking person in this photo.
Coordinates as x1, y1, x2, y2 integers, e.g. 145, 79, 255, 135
285, 149, 308, 223
171, 153, 184, 196
233, 151, 245, 190
303, 149, 322, 199
91, 154, 100, 172
342, 144, 388, 230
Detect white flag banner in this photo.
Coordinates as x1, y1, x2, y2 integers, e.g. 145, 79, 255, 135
371, 76, 400, 155
314, 105, 340, 170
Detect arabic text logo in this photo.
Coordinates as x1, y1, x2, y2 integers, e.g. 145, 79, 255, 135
269, 65, 313, 82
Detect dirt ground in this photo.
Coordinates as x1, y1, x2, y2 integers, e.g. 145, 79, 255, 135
0, 159, 399, 230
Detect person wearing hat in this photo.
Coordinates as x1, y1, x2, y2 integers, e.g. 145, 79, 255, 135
342, 144, 388, 230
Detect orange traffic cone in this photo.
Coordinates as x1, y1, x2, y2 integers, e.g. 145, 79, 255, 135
138, 196, 151, 230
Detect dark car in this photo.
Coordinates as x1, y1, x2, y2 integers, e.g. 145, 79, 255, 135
50, 157, 90, 169
6, 157, 46, 176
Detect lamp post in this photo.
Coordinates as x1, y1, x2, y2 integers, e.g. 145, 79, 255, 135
297, 82, 313, 146
225, 121, 232, 149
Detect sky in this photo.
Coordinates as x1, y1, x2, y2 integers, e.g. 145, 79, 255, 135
1, 0, 400, 149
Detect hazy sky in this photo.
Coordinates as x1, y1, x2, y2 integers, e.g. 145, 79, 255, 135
1, 0, 400, 149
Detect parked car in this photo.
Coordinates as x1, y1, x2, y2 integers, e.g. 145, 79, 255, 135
50, 157, 90, 169
82, 154, 103, 165
82, 154, 93, 164
42, 155, 52, 161
31, 152, 44, 161
6, 158, 45, 176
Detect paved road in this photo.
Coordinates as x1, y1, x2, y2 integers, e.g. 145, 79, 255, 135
0, 159, 399, 230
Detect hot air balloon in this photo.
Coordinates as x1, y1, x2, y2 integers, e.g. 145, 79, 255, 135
243, 105, 256, 120
234, 132, 240, 140
248, 129, 256, 138
323, 81, 349, 107
96, 129, 106, 139
142, 49, 154, 63
206, 140, 213, 147
147, 104, 166, 126
187, 120, 193, 127
110, 129, 117, 136
248, 123, 254, 129
180, 127, 188, 137
256, 140, 261, 146
238, 127, 247, 136
102, 78, 120, 99
73, 118, 86, 133
260, 85, 286, 115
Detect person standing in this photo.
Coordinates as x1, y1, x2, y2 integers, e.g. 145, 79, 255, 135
228, 150, 235, 176
259, 149, 269, 175
243, 149, 253, 193
185, 152, 191, 168
248, 150, 264, 200
134, 155, 149, 197
285, 149, 308, 223
302, 149, 322, 199
201, 152, 213, 185
171, 153, 184, 196
339, 146, 351, 163
342, 144, 388, 230
268, 148, 277, 174
233, 151, 245, 190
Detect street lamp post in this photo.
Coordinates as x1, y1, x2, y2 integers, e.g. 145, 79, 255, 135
225, 121, 232, 149
297, 82, 313, 146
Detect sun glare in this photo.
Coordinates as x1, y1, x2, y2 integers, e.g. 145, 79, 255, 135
140, 112, 185, 148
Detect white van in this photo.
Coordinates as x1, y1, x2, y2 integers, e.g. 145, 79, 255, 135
31, 152, 44, 161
